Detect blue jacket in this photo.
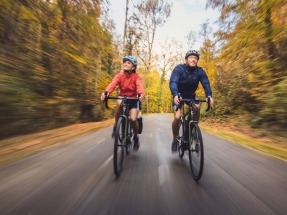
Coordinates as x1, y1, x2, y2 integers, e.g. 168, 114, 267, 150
169, 64, 212, 98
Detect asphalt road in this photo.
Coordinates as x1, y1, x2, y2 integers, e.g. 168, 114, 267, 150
0, 114, 286, 215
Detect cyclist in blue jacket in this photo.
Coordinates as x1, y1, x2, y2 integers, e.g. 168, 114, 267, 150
169, 50, 214, 152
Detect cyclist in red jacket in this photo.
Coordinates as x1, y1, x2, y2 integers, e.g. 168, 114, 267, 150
100, 56, 144, 150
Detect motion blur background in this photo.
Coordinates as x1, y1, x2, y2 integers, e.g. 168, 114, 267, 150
1, 0, 286, 139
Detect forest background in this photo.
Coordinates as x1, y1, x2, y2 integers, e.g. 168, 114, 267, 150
1, 0, 286, 143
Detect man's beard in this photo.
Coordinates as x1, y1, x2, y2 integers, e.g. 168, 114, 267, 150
187, 62, 197, 67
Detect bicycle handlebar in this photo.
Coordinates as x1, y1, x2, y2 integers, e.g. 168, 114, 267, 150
174, 94, 211, 112
103, 95, 140, 109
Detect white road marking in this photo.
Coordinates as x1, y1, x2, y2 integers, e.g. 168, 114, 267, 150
98, 155, 113, 171
86, 138, 106, 152
96, 138, 106, 144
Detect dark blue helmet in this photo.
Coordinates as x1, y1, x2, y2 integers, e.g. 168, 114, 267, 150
185, 50, 200, 60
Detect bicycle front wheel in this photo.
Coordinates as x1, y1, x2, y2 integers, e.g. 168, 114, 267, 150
114, 117, 125, 177
188, 123, 204, 181
177, 119, 185, 158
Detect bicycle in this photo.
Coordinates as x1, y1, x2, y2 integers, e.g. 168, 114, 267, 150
175, 94, 210, 181
104, 94, 142, 177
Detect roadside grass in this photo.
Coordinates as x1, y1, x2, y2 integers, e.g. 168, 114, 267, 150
200, 120, 287, 162
0, 119, 114, 166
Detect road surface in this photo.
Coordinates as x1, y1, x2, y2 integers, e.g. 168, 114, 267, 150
0, 114, 286, 215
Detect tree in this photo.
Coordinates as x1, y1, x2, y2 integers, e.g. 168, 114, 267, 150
206, 0, 287, 130
156, 37, 184, 112
0, 0, 117, 138
197, 21, 217, 97
127, 0, 172, 73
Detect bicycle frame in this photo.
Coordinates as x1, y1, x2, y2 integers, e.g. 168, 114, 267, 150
104, 95, 140, 177
176, 96, 210, 181
104, 95, 138, 147
119, 99, 133, 147
181, 103, 194, 142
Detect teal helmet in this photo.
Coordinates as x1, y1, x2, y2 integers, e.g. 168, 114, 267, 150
185, 50, 200, 60
123, 56, 137, 69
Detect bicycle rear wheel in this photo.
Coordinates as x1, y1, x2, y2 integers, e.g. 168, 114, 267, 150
114, 117, 125, 177
188, 123, 204, 181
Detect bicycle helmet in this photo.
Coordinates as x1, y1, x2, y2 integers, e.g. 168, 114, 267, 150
123, 56, 137, 69
185, 50, 200, 60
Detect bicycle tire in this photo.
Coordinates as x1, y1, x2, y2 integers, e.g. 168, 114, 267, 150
177, 119, 185, 158
114, 117, 125, 177
188, 123, 204, 181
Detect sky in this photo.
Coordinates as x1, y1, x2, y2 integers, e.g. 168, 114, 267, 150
108, 0, 220, 53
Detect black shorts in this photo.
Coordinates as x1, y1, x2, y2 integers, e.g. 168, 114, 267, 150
126, 100, 141, 110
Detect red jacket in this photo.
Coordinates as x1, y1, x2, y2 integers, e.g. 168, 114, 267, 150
105, 71, 144, 97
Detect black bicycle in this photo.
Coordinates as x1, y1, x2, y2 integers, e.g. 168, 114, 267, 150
175, 95, 210, 181
104, 95, 142, 177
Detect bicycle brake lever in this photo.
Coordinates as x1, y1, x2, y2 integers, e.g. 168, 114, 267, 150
104, 91, 109, 109
205, 97, 211, 112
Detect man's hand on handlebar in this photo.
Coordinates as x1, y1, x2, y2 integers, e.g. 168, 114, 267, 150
206, 96, 214, 108
173, 95, 180, 105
